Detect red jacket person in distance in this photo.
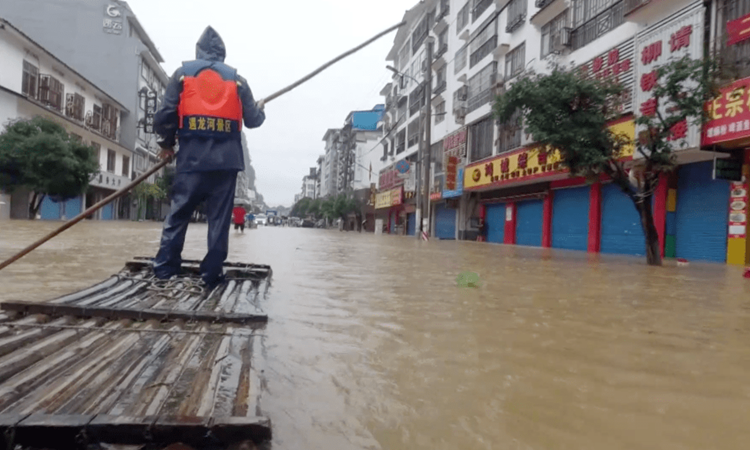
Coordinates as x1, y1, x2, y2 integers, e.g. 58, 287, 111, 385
152, 26, 265, 287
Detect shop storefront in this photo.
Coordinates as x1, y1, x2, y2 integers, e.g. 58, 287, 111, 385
464, 119, 636, 252
374, 186, 404, 235
699, 75, 750, 264
432, 128, 467, 240
551, 185, 590, 251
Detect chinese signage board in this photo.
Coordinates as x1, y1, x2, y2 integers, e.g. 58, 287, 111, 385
443, 128, 467, 193
633, 2, 704, 152
727, 12, 750, 46
702, 77, 750, 146
379, 165, 402, 191
463, 119, 635, 190
579, 39, 636, 113
103, 4, 123, 35
729, 180, 748, 238
374, 187, 403, 209
443, 168, 464, 198
145, 90, 157, 134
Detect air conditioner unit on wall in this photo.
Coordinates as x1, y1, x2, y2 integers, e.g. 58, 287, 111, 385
553, 28, 572, 51
457, 85, 468, 101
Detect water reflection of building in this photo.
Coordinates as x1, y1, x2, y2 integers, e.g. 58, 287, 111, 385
0, 0, 169, 221
371, 0, 750, 265
0, 18, 129, 220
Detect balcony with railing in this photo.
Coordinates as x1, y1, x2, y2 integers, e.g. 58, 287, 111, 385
472, 0, 493, 22
434, 80, 447, 95
570, 1, 624, 50
470, 35, 498, 68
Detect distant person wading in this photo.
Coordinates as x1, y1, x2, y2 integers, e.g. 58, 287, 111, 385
152, 26, 266, 288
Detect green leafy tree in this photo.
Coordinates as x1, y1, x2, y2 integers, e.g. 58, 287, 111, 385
132, 182, 165, 221
0, 116, 99, 219
155, 165, 175, 201
494, 57, 716, 266
290, 196, 312, 218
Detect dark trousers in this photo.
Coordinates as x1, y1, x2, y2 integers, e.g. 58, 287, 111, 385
154, 170, 237, 284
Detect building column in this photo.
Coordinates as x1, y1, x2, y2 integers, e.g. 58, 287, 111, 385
542, 190, 553, 248
504, 202, 516, 245
587, 182, 602, 253
478, 203, 486, 242
653, 172, 670, 258
664, 172, 679, 258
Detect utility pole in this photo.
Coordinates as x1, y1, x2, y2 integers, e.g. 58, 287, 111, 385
420, 37, 434, 239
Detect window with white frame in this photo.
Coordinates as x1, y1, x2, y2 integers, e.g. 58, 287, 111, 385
107, 149, 116, 173
541, 11, 569, 58
469, 16, 498, 68
457, 2, 470, 32
22, 61, 39, 99
467, 61, 497, 112
455, 44, 468, 73
507, 0, 528, 32
407, 119, 420, 148
470, 116, 494, 162
435, 100, 446, 124
570, 0, 624, 49
505, 43, 525, 79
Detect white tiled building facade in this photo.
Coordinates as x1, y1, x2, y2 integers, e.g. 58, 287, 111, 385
379, 0, 737, 256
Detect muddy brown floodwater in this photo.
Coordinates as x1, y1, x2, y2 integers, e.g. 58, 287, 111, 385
1, 220, 750, 450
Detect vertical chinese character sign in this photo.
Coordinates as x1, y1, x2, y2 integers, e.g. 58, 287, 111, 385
443, 128, 466, 194
633, 3, 704, 151
145, 90, 157, 134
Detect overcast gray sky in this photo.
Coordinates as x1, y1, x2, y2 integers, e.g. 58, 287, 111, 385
126, 0, 414, 207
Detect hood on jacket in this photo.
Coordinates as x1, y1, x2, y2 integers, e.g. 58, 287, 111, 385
195, 26, 226, 62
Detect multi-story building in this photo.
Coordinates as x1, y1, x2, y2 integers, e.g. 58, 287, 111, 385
0, 0, 169, 220
315, 155, 325, 199
321, 129, 341, 198
377, 0, 749, 264
299, 168, 317, 200
0, 18, 129, 220
318, 105, 385, 200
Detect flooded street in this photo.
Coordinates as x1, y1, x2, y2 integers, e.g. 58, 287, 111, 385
1, 220, 750, 450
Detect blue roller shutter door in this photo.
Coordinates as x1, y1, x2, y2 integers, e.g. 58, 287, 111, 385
675, 161, 729, 262
407, 212, 416, 236
552, 187, 590, 251
65, 196, 82, 218
101, 203, 114, 220
600, 183, 645, 256
485, 203, 505, 243
434, 204, 456, 240
389, 213, 396, 234
516, 200, 543, 247
40, 197, 61, 220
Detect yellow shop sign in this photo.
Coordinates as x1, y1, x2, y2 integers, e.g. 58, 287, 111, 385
464, 118, 634, 190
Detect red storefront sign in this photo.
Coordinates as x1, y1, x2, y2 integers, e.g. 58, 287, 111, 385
443, 128, 467, 192
378, 166, 401, 190
391, 186, 403, 206
702, 77, 750, 146
727, 12, 750, 46
729, 181, 748, 238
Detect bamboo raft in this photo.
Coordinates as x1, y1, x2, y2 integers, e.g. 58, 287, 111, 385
0, 258, 272, 450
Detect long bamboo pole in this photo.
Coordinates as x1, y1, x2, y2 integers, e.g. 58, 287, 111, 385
0, 21, 405, 271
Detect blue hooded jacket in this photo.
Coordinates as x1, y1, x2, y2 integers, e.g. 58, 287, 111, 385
154, 27, 265, 173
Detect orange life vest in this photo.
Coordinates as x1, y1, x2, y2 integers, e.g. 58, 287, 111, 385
178, 69, 242, 135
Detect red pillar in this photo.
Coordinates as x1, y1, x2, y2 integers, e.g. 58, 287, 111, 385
504, 202, 517, 245
587, 182, 602, 253
542, 191, 553, 248
653, 172, 669, 258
